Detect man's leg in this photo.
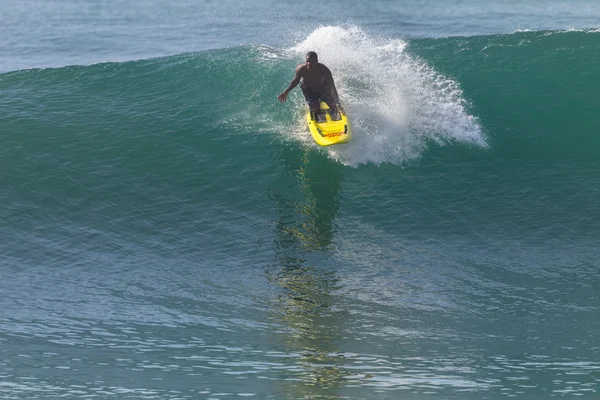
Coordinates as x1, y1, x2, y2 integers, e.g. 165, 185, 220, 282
321, 89, 340, 120
301, 86, 322, 120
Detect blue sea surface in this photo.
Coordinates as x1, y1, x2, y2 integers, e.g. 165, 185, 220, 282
1, 1, 599, 399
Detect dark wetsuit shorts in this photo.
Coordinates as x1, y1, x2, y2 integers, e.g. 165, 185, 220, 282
301, 84, 337, 110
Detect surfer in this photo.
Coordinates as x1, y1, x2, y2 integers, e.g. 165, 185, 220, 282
278, 51, 341, 120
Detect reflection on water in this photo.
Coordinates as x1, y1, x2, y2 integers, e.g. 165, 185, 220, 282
268, 146, 348, 398
277, 150, 343, 252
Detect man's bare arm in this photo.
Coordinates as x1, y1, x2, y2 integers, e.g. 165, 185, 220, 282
278, 65, 303, 103
285, 65, 303, 92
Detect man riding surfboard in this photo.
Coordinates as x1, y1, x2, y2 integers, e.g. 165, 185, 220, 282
278, 51, 341, 120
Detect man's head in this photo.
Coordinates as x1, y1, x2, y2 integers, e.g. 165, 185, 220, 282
305, 51, 318, 68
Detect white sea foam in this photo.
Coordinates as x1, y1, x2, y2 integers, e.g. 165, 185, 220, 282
288, 26, 487, 166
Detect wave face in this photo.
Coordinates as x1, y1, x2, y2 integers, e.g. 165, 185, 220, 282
2, 26, 599, 399
2, 28, 598, 226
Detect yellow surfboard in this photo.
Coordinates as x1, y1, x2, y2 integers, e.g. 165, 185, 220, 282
306, 102, 352, 146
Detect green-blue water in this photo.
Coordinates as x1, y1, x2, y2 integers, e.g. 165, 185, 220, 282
2, 2, 600, 399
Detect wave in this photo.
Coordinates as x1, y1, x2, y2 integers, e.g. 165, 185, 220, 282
1, 26, 598, 171
2, 26, 599, 251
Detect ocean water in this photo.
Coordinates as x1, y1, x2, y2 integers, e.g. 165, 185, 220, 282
2, 1, 600, 399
